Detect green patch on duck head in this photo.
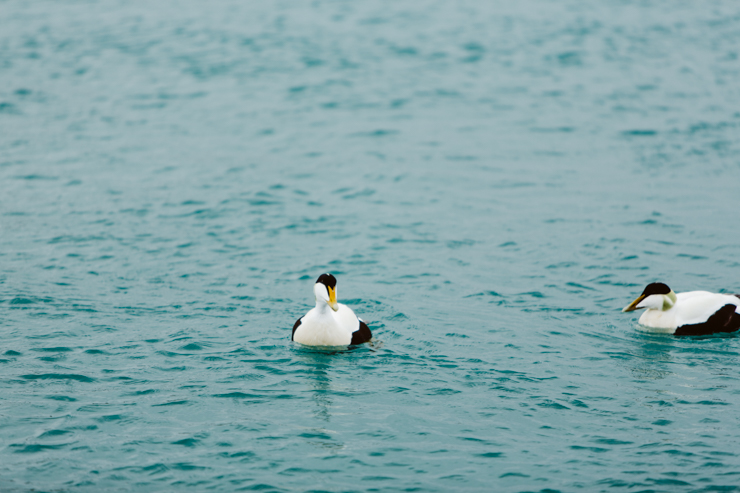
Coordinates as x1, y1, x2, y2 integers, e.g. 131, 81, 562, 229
662, 291, 677, 310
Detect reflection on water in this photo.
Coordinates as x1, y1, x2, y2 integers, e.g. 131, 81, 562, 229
306, 362, 334, 422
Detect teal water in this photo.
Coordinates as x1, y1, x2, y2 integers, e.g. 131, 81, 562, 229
2, 1, 740, 491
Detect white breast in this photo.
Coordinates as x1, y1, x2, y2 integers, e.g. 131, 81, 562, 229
292, 303, 357, 346
638, 309, 677, 331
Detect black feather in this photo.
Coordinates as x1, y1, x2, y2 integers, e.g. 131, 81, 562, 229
674, 304, 740, 336
642, 282, 672, 297
291, 318, 302, 341
316, 273, 337, 289
350, 319, 372, 345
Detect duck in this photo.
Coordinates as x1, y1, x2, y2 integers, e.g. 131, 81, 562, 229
292, 273, 372, 346
622, 282, 740, 335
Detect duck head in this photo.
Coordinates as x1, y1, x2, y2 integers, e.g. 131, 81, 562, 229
623, 282, 677, 312
314, 273, 339, 312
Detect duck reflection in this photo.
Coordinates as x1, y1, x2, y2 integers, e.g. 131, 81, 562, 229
308, 363, 333, 422
294, 349, 349, 453
295, 348, 343, 422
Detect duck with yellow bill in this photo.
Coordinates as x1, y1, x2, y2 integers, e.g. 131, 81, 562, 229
292, 273, 372, 346
623, 282, 740, 335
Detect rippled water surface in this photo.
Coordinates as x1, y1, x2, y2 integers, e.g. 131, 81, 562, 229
2, 1, 740, 491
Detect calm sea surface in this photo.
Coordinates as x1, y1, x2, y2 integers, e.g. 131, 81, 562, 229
2, 1, 740, 491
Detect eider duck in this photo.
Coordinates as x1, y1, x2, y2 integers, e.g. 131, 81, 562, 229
292, 273, 372, 346
623, 282, 740, 335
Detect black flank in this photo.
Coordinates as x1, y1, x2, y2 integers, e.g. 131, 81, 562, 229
351, 320, 372, 345
291, 318, 302, 341
674, 304, 740, 336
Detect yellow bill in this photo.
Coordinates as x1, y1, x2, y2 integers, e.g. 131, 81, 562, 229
622, 294, 645, 313
327, 286, 339, 311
